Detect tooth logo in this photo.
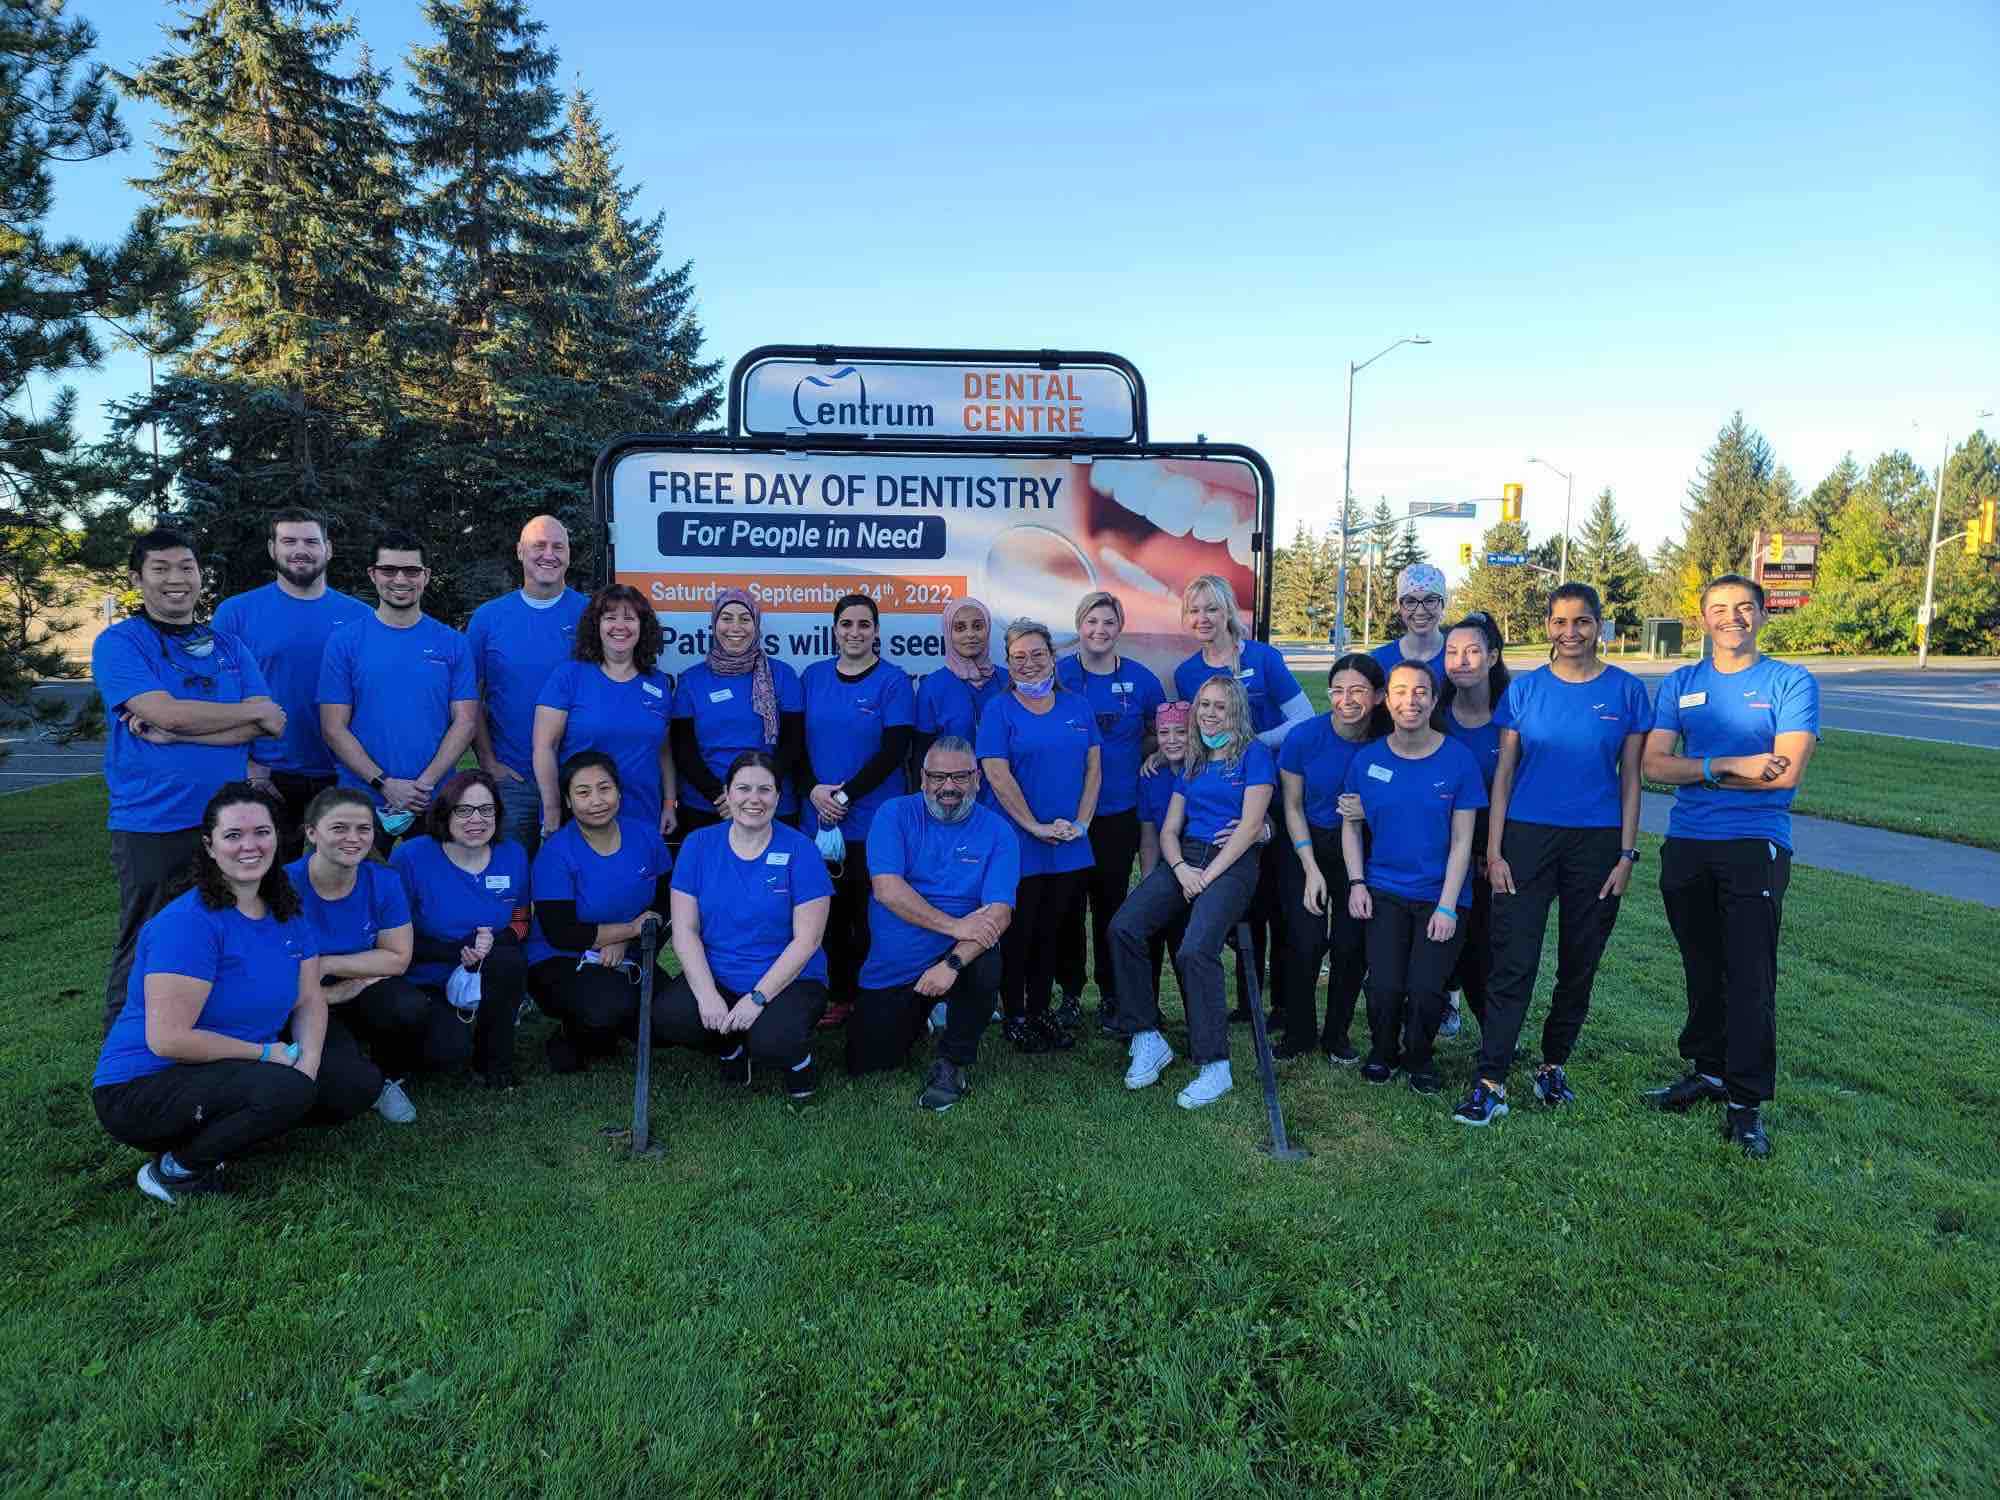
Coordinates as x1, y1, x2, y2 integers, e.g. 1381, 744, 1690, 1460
792, 367, 935, 430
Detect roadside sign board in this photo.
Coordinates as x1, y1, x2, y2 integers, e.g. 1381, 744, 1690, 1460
1409, 501, 1477, 518
1751, 528, 1819, 613
1485, 552, 1526, 566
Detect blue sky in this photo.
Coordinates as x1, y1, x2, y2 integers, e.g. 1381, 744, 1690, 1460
43, 0, 1999, 571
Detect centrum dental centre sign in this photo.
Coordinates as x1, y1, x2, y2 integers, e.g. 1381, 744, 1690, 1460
735, 353, 1141, 440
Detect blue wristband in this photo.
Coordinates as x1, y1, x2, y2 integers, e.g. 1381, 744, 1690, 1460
259, 1042, 271, 1063
1702, 755, 1714, 785
1435, 905, 1457, 919
1292, 838, 1311, 850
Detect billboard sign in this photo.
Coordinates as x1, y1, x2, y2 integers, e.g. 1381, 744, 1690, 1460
597, 438, 1271, 684
732, 346, 1143, 442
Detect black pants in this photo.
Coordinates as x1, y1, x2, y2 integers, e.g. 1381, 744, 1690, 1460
422, 941, 525, 1079
1478, 822, 1624, 1085
652, 973, 828, 1068
104, 827, 203, 1033
820, 841, 873, 1003
1362, 891, 1469, 1077
1243, 838, 1289, 1018
1447, 872, 1494, 1023
1660, 836, 1791, 1105
1276, 824, 1368, 1052
848, 946, 1002, 1074
1110, 842, 1260, 1066
93, 1018, 381, 1174
338, 974, 476, 1077
1000, 868, 1086, 1019
530, 955, 643, 1059
267, 770, 335, 862
1054, 809, 1141, 1006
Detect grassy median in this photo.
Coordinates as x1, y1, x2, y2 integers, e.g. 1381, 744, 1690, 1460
2, 779, 1996, 1496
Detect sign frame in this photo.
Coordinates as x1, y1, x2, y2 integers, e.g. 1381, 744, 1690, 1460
728, 344, 1149, 444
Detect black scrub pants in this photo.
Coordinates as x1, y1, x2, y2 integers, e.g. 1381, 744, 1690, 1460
1477, 822, 1623, 1086
651, 973, 828, 1069
1109, 842, 1259, 1066
820, 842, 873, 1003
848, 946, 1002, 1074
1238, 839, 1288, 1017
1445, 809, 1494, 1023
1054, 809, 1141, 1007
1659, 836, 1790, 1105
530, 956, 644, 1061
267, 770, 336, 862
1362, 891, 1469, 1078
420, 941, 525, 1081
1000, 869, 1086, 1021
1276, 824, 1368, 1054
336, 975, 470, 1078
104, 827, 203, 1033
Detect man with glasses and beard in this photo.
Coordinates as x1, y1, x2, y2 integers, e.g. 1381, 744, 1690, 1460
317, 530, 479, 856
845, 737, 1018, 1112
213, 510, 371, 857
91, 529, 285, 1031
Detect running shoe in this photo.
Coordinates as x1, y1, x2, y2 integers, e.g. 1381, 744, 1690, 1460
1534, 1064, 1576, 1107
1452, 1081, 1509, 1127
1176, 1061, 1233, 1110
1124, 1030, 1174, 1089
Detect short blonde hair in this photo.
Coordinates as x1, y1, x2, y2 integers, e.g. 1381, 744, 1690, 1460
1002, 619, 1055, 659
1181, 574, 1246, 650
1073, 591, 1125, 631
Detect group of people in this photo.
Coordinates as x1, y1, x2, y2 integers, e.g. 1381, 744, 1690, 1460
88, 512, 1819, 1205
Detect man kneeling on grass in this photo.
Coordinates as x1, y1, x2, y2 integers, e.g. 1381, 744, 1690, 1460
845, 738, 1018, 1111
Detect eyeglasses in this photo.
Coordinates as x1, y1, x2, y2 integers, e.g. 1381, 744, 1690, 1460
1401, 595, 1445, 610
1008, 651, 1052, 666
922, 770, 977, 786
371, 564, 426, 579
450, 803, 497, 821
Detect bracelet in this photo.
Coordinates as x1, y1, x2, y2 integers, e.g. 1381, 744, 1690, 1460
1701, 755, 1715, 786
1435, 906, 1457, 919
1292, 838, 1311, 850
259, 1042, 271, 1063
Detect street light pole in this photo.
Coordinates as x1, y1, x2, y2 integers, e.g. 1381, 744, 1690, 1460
1527, 455, 1575, 584
1916, 431, 1950, 670
1336, 336, 1430, 651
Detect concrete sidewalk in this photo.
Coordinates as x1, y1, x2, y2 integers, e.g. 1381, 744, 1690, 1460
1638, 793, 1999, 908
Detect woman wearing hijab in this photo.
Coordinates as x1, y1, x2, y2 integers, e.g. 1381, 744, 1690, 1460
669, 588, 805, 837
913, 597, 1011, 765
1370, 564, 1451, 688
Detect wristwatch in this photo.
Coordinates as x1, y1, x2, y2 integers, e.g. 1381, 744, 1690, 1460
747, 989, 769, 1008
368, 773, 386, 792
943, 953, 964, 973
1620, 848, 1641, 863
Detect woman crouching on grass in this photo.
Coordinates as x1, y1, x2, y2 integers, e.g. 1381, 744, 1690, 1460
1108, 675, 1274, 1110
1340, 661, 1487, 1096
93, 782, 384, 1205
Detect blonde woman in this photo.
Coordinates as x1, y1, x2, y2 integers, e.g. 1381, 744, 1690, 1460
1107, 674, 1273, 1110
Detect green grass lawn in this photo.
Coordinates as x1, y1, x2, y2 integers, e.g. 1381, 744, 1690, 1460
3, 779, 1997, 1495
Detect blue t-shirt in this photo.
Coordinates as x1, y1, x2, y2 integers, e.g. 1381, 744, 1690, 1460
1495, 665, 1652, 828
1136, 764, 1180, 828
671, 821, 832, 992
671, 658, 804, 816
1278, 716, 1372, 829
915, 665, 1011, 744
212, 584, 371, 775
1369, 638, 1447, 690
94, 889, 318, 1087
283, 855, 411, 959
858, 796, 1020, 989
317, 614, 477, 808
1652, 657, 1821, 849
390, 836, 531, 987
1056, 655, 1166, 816
974, 689, 1103, 877
537, 660, 674, 829
1443, 707, 1503, 791
801, 658, 918, 840
526, 816, 673, 964
1172, 639, 1303, 735
1174, 740, 1277, 846
465, 588, 588, 778
92, 617, 272, 833
1342, 736, 1489, 908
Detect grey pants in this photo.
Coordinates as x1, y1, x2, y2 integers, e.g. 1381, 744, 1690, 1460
105, 827, 204, 1033
1108, 841, 1260, 1065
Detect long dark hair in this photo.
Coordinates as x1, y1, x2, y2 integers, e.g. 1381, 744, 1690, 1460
1438, 613, 1510, 721
428, 769, 506, 845
558, 749, 622, 826
189, 782, 302, 920
1328, 652, 1393, 740
577, 583, 664, 674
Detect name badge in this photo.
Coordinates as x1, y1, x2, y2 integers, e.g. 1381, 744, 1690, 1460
484, 875, 511, 891
642, 681, 663, 698
1367, 763, 1394, 783
708, 687, 733, 703
766, 851, 790, 866
1238, 668, 1257, 680
1678, 691, 1707, 708
1110, 681, 1133, 695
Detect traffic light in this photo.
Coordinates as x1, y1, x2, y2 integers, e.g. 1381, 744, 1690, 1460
1981, 496, 1998, 546
1459, 542, 1473, 565
1766, 531, 1785, 564
1500, 483, 1522, 523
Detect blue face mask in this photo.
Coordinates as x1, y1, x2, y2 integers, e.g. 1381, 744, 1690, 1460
814, 823, 846, 865
378, 808, 415, 836
1200, 729, 1231, 750
1016, 676, 1055, 700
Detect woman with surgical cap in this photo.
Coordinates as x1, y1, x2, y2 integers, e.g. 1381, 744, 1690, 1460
1371, 564, 1450, 689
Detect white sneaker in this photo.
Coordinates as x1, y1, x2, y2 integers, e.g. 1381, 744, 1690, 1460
1176, 1061, 1234, 1110
1124, 1030, 1174, 1090
373, 1078, 417, 1124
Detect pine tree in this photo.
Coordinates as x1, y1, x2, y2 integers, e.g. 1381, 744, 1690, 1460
1683, 411, 1777, 580
1450, 521, 1541, 645
1268, 518, 1315, 636
1854, 450, 1935, 566
1803, 454, 1860, 535
1569, 488, 1648, 635
1637, 537, 1699, 624
1386, 518, 1428, 577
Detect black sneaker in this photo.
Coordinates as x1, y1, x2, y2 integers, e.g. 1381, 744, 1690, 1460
1360, 1060, 1394, 1085
1029, 1013, 1076, 1051
917, 1058, 967, 1112
785, 1058, 818, 1101
137, 1157, 225, 1205
1452, 1080, 1509, 1127
1052, 992, 1083, 1029
1004, 1016, 1049, 1054
1228, 1004, 1254, 1025
1272, 1036, 1314, 1060
1097, 1009, 1121, 1039
718, 1046, 751, 1087
1406, 1070, 1441, 1096
1324, 1042, 1359, 1067
1643, 1072, 1727, 1112
1722, 1106, 1771, 1158
1534, 1064, 1576, 1107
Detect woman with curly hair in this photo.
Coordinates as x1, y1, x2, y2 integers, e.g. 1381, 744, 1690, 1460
92, 782, 384, 1205
533, 583, 677, 840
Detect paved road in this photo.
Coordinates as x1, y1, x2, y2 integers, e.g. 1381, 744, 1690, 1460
0, 681, 104, 797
